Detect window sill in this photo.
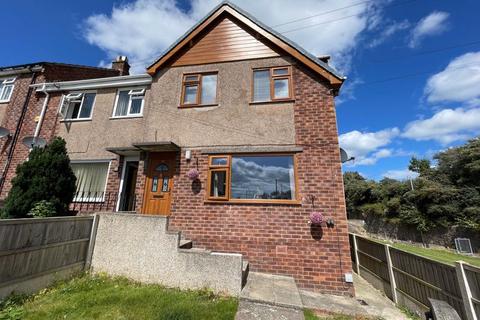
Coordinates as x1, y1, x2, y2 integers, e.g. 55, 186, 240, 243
109, 115, 143, 120
249, 99, 295, 105
60, 118, 92, 123
204, 199, 302, 206
178, 103, 219, 109
0, 100, 11, 104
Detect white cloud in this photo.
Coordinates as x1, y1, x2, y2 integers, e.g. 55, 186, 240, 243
383, 169, 419, 181
368, 19, 410, 48
83, 0, 383, 73
408, 11, 449, 48
402, 107, 480, 144
339, 128, 400, 165
424, 52, 480, 105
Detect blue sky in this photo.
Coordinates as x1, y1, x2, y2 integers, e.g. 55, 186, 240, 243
2, 0, 480, 180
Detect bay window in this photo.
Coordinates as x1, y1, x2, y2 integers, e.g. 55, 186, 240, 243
60, 92, 96, 120
180, 73, 218, 106
252, 67, 292, 102
113, 88, 145, 117
207, 154, 297, 202
0, 78, 15, 103
71, 161, 110, 201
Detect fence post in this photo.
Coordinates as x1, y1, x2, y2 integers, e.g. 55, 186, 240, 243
84, 214, 100, 270
384, 244, 398, 303
455, 261, 477, 320
352, 234, 361, 274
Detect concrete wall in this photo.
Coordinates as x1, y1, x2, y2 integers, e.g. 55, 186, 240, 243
55, 57, 296, 160
90, 213, 244, 295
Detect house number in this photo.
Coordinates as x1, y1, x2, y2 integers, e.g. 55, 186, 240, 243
162, 177, 169, 192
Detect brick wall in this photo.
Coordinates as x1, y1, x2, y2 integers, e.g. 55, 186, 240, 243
168, 64, 354, 296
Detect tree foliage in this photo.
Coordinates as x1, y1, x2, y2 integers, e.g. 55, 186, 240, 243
344, 137, 480, 232
1, 137, 76, 218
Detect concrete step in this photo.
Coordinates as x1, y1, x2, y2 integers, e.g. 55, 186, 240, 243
179, 239, 193, 249
242, 260, 249, 287
178, 247, 210, 254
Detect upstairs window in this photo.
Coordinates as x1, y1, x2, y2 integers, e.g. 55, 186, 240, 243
60, 92, 96, 120
180, 73, 217, 107
252, 67, 292, 102
113, 88, 145, 117
0, 78, 15, 103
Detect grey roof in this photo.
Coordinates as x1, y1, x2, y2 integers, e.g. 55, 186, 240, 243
147, 1, 345, 80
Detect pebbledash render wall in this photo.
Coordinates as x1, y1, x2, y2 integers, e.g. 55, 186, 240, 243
167, 63, 354, 296
0, 64, 120, 199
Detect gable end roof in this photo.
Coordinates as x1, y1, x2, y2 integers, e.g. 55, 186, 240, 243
146, 1, 345, 88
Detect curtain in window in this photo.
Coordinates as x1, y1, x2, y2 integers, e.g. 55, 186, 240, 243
71, 162, 109, 200
0, 84, 13, 101
115, 91, 130, 116
253, 70, 270, 102
79, 93, 96, 118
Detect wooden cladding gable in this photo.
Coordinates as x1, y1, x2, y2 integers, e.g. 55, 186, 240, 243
171, 16, 280, 67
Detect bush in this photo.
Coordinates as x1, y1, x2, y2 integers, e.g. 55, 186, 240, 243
2, 137, 76, 218
29, 200, 57, 217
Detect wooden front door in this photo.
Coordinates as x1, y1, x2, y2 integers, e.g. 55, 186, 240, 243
142, 153, 176, 215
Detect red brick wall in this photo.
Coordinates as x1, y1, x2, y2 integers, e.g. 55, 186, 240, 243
168, 64, 354, 296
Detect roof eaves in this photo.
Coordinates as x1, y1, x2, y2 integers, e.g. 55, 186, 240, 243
147, 0, 345, 81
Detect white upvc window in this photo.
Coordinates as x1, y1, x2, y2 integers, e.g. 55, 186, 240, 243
71, 161, 110, 202
0, 78, 16, 103
59, 91, 96, 120
112, 88, 145, 118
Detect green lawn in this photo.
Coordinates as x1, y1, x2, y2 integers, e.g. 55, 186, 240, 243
0, 274, 238, 320
389, 242, 480, 267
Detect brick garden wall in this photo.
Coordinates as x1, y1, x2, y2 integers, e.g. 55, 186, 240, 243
168, 64, 354, 296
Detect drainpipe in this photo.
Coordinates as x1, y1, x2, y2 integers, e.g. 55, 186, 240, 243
34, 85, 49, 139
0, 71, 38, 195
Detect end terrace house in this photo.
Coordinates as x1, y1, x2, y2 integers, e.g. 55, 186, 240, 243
25, 2, 353, 295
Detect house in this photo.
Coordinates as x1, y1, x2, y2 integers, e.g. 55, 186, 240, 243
14, 2, 354, 296
0, 59, 127, 197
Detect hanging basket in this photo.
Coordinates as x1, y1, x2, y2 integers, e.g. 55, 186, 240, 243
186, 168, 199, 180
309, 211, 324, 225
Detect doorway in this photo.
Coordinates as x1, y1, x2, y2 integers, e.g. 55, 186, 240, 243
118, 161, 138, 212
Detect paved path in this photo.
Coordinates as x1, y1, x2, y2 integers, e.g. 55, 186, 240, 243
235, 301, 304, 320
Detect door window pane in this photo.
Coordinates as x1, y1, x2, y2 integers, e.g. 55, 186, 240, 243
231, 156, 295, 200
253, 70, 270, 102
210, 170, 227, 197
273, 79, 289, 99
211, 157, 228, 166
183, 85, 198, 104
201, 74, 217, 104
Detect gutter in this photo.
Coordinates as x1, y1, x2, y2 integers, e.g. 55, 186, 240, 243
30, 74, 152, 92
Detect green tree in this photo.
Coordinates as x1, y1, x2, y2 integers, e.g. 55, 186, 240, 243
408, 157, 432, 177
1, 137, 76, 218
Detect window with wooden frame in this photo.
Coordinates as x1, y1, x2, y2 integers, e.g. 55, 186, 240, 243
207, 154, 298, 203
180, 73, 218, 107
252, 66, 292, 103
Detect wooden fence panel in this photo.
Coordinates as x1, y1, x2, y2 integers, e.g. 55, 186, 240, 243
0, 216, 93, 294
464, 264, 480, 318
356, 236, 393, 299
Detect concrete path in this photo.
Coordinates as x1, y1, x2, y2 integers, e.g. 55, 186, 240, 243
300, 274, 408, 320
235, 301, 304, 320
240, 272, 303, 309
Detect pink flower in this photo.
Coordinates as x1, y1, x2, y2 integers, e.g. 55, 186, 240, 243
309, 212, 323, 225
186, 168, 199, 180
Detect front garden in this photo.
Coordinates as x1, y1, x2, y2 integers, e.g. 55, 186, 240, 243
0, 274, 238, 320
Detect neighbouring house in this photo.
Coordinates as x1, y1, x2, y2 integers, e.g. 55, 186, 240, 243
9, 2, 354, 296
0, 59, 127, 197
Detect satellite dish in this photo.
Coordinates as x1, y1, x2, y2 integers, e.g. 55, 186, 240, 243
0, 127, 11, 138
340, 148, 355, 163
22, 136, 47, 148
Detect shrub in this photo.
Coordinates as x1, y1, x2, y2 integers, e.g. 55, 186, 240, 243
2, 137, 76, 218
29, 200, 57, 217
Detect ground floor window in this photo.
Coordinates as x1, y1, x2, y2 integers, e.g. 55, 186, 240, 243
71, 161, 110, 202
207, 154, 297, 202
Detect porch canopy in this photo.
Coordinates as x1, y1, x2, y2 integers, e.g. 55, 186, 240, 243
106, 141, 180, 156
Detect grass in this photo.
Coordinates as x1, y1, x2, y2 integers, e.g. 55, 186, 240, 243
0, 273, 238, 320
389, 242, 480, 267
